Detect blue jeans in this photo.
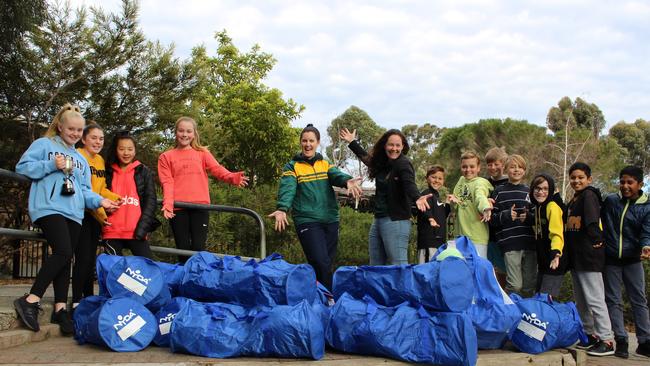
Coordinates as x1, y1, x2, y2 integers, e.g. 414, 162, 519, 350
296, 221, 339, 291
368, 217, 411, 265
604, 262, 650, 343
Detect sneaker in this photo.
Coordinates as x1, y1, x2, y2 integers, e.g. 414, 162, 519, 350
51, 308, 73, 336
587, 340, 615, 357
614, 337, 628, 359
576, 334, 599, 350
636, 340, 650, 357
13, 295, 41, 332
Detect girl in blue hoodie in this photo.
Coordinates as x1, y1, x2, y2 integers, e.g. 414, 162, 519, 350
14, 104, 119, 336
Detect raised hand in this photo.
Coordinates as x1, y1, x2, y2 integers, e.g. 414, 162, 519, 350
339, 128, 356, 143
268, 210, 289, 232
238, 175, 250, 188
416, 193, 433, 211
346, 177, 363, 199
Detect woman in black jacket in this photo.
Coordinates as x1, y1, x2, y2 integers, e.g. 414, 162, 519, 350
103, 132, 160, 258
340, 128, 429, 265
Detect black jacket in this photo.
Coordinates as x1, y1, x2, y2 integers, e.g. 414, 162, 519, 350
348, 140, 421, 220
106, 163, 161, 240
565, 186, 604, 272
414, 187, 450, 249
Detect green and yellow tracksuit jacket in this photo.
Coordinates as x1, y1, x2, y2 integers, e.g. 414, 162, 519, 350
276, 153, 352, 226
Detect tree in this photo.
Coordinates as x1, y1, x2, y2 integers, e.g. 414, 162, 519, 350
432, 118, 550, 189
609, 119, 650, 175
198, 31, 304, 186
325, 106, 385, 183
545, 97, 623, 198
401, 123, 442, 184
546, 96, 605, 138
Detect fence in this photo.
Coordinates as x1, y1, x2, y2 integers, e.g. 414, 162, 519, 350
0, 168, 266, 278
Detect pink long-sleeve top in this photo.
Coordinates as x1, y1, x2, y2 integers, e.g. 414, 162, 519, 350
158, 148, 245, 212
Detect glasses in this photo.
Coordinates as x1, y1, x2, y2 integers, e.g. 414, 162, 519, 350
534, 187, 549, 192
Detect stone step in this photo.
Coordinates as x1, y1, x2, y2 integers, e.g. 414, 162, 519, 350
0, 300, 54, 331
0, 324, 60, 350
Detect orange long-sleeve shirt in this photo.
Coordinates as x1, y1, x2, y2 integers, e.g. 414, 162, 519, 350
157, 148, 244, 211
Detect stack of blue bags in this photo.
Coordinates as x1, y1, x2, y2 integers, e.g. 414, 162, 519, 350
73, 236, 587, 364
74, 252, 327, 358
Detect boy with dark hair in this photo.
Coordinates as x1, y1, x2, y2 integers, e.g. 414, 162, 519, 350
490, 154, 537, 295
415, 166, 450, 263
602, 165, 650, 358
565, 162, 614, 357
485, 147, 509, 287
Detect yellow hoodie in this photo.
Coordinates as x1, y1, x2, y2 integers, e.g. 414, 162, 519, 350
77, 148, 121, 223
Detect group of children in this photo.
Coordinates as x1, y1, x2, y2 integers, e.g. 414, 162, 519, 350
10, 103, 649, 359
414, 147, 650, 358
13, 104, 247, 336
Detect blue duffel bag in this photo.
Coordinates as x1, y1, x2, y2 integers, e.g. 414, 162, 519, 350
73, 296, 157, 352
509, 293, 588, 354
179, 252, 317, 306
433, 236, 521, 349
104, 256, 172, 312
170, 299, 326, 359
326, 293, 477, 366
96, 254, 121, 297
332, 256, 474, 312
153, 297, 191, 347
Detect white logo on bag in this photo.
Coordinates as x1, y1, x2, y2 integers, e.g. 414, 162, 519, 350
125, 268, 150, 284
522, 312, 549, 329
113, 309, 137, 330
159, 312, 176, 323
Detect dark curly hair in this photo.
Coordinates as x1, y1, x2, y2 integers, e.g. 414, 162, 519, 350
368, 129, 409, 179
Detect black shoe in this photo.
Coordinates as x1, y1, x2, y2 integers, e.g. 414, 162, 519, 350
13, 295, 41, 332
636, 340, 650, 357
576, 334, 599, 350
614, 337, 628, 359
587, 340, 615, 357
51, 308, 73, 336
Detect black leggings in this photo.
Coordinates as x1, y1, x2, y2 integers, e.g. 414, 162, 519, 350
104, 239, 153, 259
71, 213, 101, 303
31, 214, 81, 303
169, 209, 208, 263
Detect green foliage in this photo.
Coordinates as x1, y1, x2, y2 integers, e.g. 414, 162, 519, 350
432, 118, 550, 188
197, 31, 304, 186
546, 96, 606, 138
325, 106, 386, 182
401, 123, 442, 185
609, 119, 650, 175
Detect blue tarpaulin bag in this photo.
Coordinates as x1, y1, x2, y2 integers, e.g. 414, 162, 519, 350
155, 261, 184, 296
96, 254, 121, 297
326, 293, 477, 366
179, 252, 317, 306
169, 299, 326, 359
432, 236, 521, 349
509, 293, 587, 354
332, 256, 474, 312
104, 256, 172, 312
73, 296, 157, 352
153, 297, 191, 347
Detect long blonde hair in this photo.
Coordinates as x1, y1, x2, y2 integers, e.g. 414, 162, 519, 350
45, 103, 84, 138
174, 116, 207, 150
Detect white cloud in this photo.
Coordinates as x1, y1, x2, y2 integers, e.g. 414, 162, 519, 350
59, 0, 650, 130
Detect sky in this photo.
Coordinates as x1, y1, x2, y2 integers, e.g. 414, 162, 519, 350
67, 0, 649, 135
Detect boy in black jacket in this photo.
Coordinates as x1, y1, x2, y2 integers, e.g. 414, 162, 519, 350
415, 166, 450, 263
565, 162, 614, 357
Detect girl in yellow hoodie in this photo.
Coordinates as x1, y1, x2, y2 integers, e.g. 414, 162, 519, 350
72, 123, 121, 309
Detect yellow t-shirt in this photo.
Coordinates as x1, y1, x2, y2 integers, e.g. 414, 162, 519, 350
77, 148, 121, 223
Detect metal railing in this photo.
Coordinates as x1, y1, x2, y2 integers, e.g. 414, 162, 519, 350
0, 168, 266, 275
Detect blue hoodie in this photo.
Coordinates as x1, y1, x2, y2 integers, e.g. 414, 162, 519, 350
16, 136, 103, 224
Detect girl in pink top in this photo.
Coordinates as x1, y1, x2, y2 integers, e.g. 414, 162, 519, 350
158, 117, 249, 262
